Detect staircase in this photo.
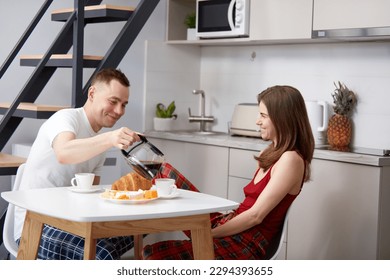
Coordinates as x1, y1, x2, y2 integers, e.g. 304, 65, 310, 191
0, 0, 160, 176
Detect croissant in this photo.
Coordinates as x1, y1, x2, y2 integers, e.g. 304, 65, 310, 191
111, 172, 153, 191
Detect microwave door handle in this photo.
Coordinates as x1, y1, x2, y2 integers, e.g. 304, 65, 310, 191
227, 0, 236, 30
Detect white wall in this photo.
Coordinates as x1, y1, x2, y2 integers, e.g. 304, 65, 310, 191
0, 0, 167, 198
144, 41, 201, 131
199, 42, 390, 149
145, 40, 390, 150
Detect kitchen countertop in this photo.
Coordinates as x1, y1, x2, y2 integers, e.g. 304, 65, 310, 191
145, 130, 390, 167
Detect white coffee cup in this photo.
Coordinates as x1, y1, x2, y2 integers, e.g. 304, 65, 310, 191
155, 178, 177, 196
71, 173, 95, 189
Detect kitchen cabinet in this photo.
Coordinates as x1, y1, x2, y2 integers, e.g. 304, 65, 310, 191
167, 0, 390, 45
249, 0, 313, 41
166, 0, 313, 45
288, 158, 390, 259
313, 0, 390, 31
228, 148, 257, 202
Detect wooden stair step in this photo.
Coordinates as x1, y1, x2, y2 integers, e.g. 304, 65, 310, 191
0, 102, 68, 119
51, 4, 134, 23
20, 54, 103, 68
0, 153, 26, 176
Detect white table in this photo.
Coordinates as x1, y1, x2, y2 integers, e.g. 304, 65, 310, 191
1, 186, 239, 260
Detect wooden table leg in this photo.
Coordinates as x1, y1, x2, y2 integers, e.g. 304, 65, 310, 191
83, 223, 96, 260
17, 211, 44, 260
190, 215, 215, 260
134, 234, 143, 260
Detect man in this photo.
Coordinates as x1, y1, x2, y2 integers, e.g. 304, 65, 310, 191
14, 68, 140, 259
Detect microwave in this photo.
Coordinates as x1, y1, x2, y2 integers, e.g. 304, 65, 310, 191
196, 0, 250, 39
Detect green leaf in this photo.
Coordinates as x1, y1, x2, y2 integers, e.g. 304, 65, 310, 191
184, 12, 196, 28
166, 101, 176, 117
155, 101, 176, 118
156, 103, 166, 118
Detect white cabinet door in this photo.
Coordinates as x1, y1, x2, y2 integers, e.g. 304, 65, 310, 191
287, 159, 380, 259
250, 0, 313, 40
229, 148, 259, 179
313, 0, 390, 30
228, 148, 258, 202
150, 139, 229, 198
228, 176, 248, 203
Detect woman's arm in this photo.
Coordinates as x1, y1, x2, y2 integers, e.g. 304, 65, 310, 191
211, 151, 304, 238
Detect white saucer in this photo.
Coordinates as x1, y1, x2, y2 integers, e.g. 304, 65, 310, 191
158, 191, 180, 199
68, 186, 102, 193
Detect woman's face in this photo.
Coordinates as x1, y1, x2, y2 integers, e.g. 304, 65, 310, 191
256, 101, 277, 143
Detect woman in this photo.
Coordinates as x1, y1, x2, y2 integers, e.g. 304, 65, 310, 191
143, 85, 315, 260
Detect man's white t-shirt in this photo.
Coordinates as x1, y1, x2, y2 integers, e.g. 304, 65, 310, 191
14, 107, 106, 239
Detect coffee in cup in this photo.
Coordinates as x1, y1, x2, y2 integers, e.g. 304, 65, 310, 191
71, 173, 95, 189
155, 178, 177, 196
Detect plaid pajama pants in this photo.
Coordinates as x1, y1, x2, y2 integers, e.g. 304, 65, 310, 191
17, 225, 133, 260
144, 163, 269, 260
142, 211, 268, 260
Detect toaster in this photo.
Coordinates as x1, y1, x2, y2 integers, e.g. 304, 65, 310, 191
230, 103, 261, 138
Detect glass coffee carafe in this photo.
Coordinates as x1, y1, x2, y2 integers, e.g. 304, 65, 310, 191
121, 134, 165, 180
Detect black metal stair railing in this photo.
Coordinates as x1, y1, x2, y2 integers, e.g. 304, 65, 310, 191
0, 0, 161, 152
0, 15, 75, 149
0, 0, 54, 79
0, 0, 103, 151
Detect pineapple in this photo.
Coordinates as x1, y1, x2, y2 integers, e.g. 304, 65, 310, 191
327, 81, 357, 151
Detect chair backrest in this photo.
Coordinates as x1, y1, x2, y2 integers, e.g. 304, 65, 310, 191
3, 163, 25, 258
265, 207, 290, 260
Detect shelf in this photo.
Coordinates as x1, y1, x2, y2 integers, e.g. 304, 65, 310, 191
0, 153, 26, 176
167, 0, 196, 41
0, 102, 68, 119
20, 54, 103, 68
51, 4, 134, 23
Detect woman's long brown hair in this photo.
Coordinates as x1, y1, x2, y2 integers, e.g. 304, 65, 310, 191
255, 86, 315, 181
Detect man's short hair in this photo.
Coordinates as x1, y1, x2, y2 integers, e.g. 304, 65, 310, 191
91, 68, 130, 87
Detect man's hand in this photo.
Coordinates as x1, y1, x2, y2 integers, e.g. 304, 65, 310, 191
109, 127, 141, 150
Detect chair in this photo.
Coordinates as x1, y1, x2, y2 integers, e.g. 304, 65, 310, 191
265, 207, 290, 260
3, 163, 25, 259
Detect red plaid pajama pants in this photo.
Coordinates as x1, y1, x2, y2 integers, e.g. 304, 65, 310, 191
144, 163, 268, 260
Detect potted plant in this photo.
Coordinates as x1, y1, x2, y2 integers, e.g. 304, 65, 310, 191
184, 12, 197, 40
153, 101, 177, 131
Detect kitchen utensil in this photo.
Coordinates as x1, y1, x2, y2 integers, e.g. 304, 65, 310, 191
230, 103, 261, 138
305, 100, 329, 145
155, 178, 177, 196
70, 173, 95, 189
121, 134, 165, 180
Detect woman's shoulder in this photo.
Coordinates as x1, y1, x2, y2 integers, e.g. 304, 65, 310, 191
278, 150, 304, 166
274, 151, 305, 193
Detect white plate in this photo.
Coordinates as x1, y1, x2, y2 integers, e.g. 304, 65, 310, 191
99, 193, 158, 204
68, 186, 102, 193
158, 191, 180, 199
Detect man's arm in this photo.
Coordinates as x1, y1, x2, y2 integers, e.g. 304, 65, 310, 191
52, 127, 140, 164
